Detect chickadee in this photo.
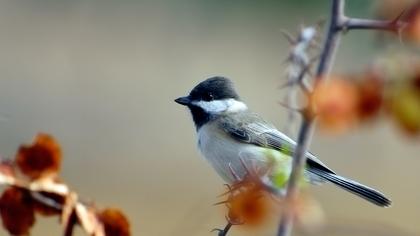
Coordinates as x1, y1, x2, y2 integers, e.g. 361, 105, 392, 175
175, 76, 391, 207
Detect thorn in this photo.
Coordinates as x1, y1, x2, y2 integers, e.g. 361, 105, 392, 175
392, 2, 420, 24
224, 184, 232, 190
239, 157, 251, 176
228, 163, 241, 182
278, 80, 296, 90
393, 8, 407, 24
211, 228, 226, 236
281, 30, 296, 44
398, 27, 406, 46
295, 62, 314, 96
212, 222, 233, 236
309, 40, 322, 50
238, 157, 259, 178
309, 54, 320, 64
299, 79, 312, 96
315, 18, 327, 29
281, 55, 293, 66
277, 101, 303, 113
218, 182, 244, 197
217, 184, 233, 197
214, 200, 230, 206
226, 215, 244, 225
299, 23, 306, 32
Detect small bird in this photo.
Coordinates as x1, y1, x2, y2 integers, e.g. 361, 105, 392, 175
175, 76, 391, 207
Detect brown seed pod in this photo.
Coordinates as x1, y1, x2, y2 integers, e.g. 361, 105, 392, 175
311, 78, 359, 133
98, 208, 131, 236
16, 133, 62, 180
0, 187, 35, 235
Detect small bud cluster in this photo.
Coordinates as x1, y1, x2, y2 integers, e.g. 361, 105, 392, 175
0, 133, 130, 236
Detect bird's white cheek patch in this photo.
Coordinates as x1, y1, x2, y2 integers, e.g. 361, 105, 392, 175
193, 99, 247, 114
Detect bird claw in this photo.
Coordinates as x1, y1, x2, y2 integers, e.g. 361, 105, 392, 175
278, 101, 304, 113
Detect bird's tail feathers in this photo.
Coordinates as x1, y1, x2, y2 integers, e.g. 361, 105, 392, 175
308, 168, 391, 207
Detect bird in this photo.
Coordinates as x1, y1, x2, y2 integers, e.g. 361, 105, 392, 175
175, 76, 391, 207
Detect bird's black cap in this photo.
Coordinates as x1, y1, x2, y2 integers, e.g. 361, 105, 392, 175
175, 76, 240, 128
175, 76, 239, 106
188, 76, 239, 101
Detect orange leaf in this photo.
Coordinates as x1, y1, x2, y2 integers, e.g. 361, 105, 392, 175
16, 133, 62, 180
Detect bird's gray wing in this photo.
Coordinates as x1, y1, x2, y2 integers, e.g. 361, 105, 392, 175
219, 112, 335, 174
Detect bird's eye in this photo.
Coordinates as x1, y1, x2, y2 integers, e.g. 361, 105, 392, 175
203, 93, 214, 101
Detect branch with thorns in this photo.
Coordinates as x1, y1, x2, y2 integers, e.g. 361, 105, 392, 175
281, 24, 320, 134
277, 1, 413, 236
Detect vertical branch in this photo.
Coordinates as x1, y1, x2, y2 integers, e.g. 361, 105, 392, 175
316, 0, 345, 78
277, 0, 345, 236
276, 119, 315, 236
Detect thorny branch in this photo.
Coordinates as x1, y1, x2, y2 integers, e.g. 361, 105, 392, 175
277, 0, 407, 236
282, 26, 318, 135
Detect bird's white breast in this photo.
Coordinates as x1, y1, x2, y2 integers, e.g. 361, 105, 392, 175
197, 122, 271, 183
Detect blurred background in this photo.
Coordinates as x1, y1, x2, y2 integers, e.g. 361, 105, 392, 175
0, 0, 418, 235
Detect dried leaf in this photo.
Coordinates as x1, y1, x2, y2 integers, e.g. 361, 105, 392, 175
98, 208, 131, 236
0, 187, 35, 235
16, 133, 62, 180
0, 160, 16, 185
356, 73, 384, 120
223, 179, 276, 227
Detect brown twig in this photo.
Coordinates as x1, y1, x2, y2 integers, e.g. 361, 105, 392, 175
212, 222, 233, 236
276, 0, 406, 236
342, 18, 405, 31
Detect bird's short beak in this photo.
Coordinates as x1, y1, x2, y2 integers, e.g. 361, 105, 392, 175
175, 96, 191, 106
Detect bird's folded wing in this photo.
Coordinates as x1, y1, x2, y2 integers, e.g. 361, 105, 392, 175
219, 112, 335, 174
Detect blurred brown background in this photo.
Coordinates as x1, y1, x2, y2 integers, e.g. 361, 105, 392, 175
0, 0, 418, 235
